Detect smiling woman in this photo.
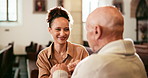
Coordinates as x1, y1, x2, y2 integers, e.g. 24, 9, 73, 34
36, 6, 89, 78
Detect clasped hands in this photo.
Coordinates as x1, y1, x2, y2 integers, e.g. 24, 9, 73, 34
50, 60, 80, 76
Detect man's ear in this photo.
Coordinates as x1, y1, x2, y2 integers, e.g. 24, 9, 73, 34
94, 25, 101, 40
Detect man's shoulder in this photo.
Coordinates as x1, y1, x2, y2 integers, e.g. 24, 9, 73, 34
76, 54, 104, 68
79, 54, 107, 63
72, 54, 120, 78
77, 53, 118, 69
72, 54, 109, 78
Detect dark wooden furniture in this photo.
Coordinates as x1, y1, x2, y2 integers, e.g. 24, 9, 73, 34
27, 59, 38, 78
26, 41, 52, 78
0, 42, 14, 78
26, 41, 43, 60
26, 41, 41, 78
135, 43, 148, 76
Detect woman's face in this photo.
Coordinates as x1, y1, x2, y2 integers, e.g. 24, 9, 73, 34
48, 17, 70, 45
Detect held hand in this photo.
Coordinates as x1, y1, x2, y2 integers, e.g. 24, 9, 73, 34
67, 60, 80, 72
50, 63, 69, 75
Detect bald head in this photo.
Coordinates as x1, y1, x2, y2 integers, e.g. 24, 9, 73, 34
87, 6, 124, 27
86, 6, 124, 40
86, 6, 124, 52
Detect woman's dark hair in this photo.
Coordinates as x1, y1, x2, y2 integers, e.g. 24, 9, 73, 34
47, 6, 73, 27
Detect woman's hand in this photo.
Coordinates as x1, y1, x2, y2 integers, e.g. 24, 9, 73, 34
67, 60, 80, 72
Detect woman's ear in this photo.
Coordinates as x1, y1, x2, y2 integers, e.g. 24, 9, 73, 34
94, 25, 101, 40
48, 27, 52, 33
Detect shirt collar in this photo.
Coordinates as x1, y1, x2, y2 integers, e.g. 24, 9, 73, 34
98, 39, 136, 55
66, 41, 74, 57
47, 42, 54, 59
47, 41, 74, 59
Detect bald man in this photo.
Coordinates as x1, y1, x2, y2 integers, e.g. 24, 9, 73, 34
51, 6, 147, 78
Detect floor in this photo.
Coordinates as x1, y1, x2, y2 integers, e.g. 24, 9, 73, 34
19, 56, 28, 78
13, 55, 28, 78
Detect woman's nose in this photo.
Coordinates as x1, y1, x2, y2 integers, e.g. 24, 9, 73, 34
60, 30, 66, 36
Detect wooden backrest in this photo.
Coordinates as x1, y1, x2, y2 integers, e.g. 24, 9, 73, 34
0, 42, 14, 78
27, 59, 38, 78
135, 43, 148, 76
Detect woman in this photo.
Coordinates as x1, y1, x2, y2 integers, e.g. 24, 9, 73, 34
36, 6, 89, 78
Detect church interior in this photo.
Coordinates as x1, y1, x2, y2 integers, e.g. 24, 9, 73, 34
0, 0, 147, 78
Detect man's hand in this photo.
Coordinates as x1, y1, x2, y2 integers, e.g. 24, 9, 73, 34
50, 63, 69, 75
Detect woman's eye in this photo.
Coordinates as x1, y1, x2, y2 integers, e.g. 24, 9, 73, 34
55, 28, 61, 31
64, 28, 69, 31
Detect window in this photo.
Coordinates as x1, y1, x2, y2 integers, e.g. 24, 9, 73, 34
82, 0, 99, 22
0, 0, 17, 22
82, 0, 100, 40
82, 0, 110, 22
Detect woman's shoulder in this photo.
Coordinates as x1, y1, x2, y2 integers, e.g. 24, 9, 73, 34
38, 47, 50, 56
69, 43, 87, 52
69, 42, 85, 48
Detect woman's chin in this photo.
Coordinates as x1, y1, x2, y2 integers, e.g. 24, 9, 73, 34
58, 40, 67, 45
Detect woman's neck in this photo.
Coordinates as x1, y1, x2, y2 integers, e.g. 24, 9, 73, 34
54, 42, 67, 53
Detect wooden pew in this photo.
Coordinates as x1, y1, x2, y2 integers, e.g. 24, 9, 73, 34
0, 42, 14, 78
26, 41, 52, 78
26, 42, 43, 60
135, 43, 148, 76
27, 59, 38, 78
26, 42, 41, 78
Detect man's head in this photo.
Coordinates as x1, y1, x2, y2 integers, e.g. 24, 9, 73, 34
86, 6, 124, 52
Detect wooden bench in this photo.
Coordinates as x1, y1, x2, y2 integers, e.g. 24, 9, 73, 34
27, 59, 38, 78
0, 42, 14, 78
135, 43, 148, 76
26, 41, 44, 60
26, 41, 51, 78
25, 42, 41, 78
